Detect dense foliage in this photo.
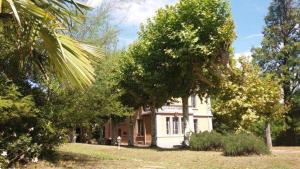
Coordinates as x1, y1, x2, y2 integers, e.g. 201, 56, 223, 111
125, 0, 235, 145
0, 74, 65, 167
212, 57, 285, 147
223, 133, 270, 156
0, 1, 129, 167
190, 131, 270, 156
190, 131, 224, 151
252, 0, 300, 145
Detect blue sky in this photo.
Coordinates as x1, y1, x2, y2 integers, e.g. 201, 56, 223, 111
88, 0, 272, 55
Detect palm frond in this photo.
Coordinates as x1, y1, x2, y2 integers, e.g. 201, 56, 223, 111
39, 28, 103, 89
1, 0, 102, 89
6, 0, 21, 26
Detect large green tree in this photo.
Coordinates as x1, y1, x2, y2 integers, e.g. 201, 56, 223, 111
120, 43, 171, 146
212, 58, 285, 148
133, 0, 235, 145
252, 0, 300, 145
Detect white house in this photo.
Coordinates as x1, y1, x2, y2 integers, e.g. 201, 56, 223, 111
103, 95, 213, 148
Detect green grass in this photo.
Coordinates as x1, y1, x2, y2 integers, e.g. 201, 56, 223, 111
59, 143, 118, 160
26, 143, 300, 169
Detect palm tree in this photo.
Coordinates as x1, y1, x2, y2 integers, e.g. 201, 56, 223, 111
0, 0, 103, 88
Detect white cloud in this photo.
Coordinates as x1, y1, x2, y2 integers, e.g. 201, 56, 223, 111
113, 0, 177, 26
234, 51, 252, 58
87, 0, 103, 7
87, 0, 177, 47
243, 33, 263, 40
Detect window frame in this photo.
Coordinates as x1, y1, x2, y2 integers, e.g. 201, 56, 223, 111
166, 117, 171, 135
172, 117, 179, 134
137, 119, 144, 136
191, 95, 196, 107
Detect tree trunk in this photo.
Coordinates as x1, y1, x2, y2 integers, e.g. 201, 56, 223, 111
68, 128, 76, 143
150, 106, 157, 147
128, 116, 134, 146
111, 119, 118, 145
265, 121, 272, 149
283, 84, 297, 145
182, 96, 189, 146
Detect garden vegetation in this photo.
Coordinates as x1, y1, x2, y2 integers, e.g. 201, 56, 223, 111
190, 131, 270, 156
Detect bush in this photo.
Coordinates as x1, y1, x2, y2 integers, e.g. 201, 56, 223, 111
0, 75, 65, 167
223, 133, 270, 156
189, 131, 270, 156
190, 131, 224, 151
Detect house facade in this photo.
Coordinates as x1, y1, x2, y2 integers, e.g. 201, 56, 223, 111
103, 95, 213, 148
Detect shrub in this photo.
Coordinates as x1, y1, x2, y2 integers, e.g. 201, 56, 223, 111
0, 75, 65, 167
223, 133, 270, 156
190, 131, 224, 151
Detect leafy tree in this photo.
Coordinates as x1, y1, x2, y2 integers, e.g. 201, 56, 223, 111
120, 45, 170, 146
0, 0, 102, 89
0, 74, 65, 167
252, 0, 300, 145
51, 51, 131, 143
58, 4, 130, 143
132, 0, 235, 145
212, 58, 286, 148
0, 73, 36, 129
70, 4, 119, 51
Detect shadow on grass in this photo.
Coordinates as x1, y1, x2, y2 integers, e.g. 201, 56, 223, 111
42, 151, 99, 166
39, 143, 188, 167
121, 144, 189, 151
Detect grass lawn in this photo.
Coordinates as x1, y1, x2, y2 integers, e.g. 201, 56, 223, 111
26, 143, 300, 169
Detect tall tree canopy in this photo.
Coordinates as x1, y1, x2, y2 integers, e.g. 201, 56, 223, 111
252, 0, 300, 145
120, 43, 171, 146
129, 0, 235, 145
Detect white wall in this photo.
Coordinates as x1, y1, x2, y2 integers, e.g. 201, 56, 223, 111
154, 95, 213, 148
156, 114, 212, 148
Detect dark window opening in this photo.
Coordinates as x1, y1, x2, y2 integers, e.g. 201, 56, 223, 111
194, 119, 198, 133
191, 95, 196, 107
137, 119, 144, 136
118, 128, 122, 136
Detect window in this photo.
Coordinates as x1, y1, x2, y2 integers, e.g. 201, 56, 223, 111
166, 117, 170, 134
191, 95, 196, 107
181, 117, 185, 134
118, 128, 122, 136
137, 119, 144, 135
194, 119, 198, 133
173, 117, 179, 134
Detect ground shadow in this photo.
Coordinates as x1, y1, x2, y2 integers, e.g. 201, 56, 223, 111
120, 144, 189, 151
41, 151, 99, 166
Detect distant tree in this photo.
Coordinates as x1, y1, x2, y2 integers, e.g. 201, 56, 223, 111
252, 0, 300, 145
134, 0, 235, 145
212, 58, 286, 148
70, 3, 119, 51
